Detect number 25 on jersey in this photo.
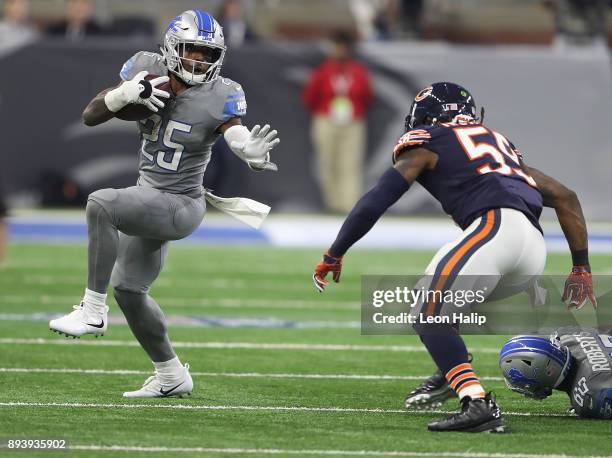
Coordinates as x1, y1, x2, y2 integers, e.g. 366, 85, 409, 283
140, 114, 192, 172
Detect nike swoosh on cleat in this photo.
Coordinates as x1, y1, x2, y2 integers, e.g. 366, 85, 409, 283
85, 320, 105, 329
159, 381, 184, 396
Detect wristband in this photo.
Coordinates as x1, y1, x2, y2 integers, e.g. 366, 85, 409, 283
104, 86, 128, 113
571, 248, 589, 267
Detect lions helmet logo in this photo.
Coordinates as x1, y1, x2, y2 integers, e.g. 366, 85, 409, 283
414, 86, 433, 102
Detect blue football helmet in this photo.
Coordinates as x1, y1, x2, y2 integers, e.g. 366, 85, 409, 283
405, 82, 480, 130
499, 335, 572, 400
161, 10, 226, 85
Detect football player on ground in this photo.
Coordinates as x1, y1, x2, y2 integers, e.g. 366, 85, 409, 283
312, 82, 596, 432
500, 330, 612, 419
49, 10, 280, 398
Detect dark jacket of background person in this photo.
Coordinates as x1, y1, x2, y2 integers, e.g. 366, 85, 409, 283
46, 19, 104, 37
218, 0, 256, 47
46, 0, 104, 39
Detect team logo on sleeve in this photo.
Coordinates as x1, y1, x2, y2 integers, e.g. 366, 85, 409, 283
393, 129, 432, 159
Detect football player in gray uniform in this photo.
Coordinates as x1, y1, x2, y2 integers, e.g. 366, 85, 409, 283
49, 9, 280, 398
500, 331, 612, 419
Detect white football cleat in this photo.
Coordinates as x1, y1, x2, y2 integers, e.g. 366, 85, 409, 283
49, 302, 108, 338
123, 364, 193, 398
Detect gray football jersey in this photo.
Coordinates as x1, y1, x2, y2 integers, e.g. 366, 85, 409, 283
559, 330, 612, 419
119, 51, 247, 197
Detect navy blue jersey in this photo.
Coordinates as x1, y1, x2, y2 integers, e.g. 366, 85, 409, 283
393, 123, 543, 232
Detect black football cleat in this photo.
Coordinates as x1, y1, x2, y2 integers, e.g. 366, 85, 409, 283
405, 370, 457, 410
427, 392, 504, 433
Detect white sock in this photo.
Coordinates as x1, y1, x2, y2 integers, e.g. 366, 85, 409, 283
154, 357, 184, 383
83, 288, 107, 313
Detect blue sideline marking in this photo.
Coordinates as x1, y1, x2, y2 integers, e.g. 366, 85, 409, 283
9, 222, 269, 244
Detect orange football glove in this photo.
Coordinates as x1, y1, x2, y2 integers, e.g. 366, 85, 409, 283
562, 265, 597, 310
313, 251, 343, 292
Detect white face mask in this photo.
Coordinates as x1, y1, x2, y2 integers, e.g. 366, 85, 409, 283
162, 10, 227, 85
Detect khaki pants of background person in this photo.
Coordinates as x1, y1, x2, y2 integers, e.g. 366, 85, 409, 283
312, 115, 366, 213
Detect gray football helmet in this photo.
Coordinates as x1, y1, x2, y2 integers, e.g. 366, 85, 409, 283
161, 10, 226, 85
499, 335, 572, 400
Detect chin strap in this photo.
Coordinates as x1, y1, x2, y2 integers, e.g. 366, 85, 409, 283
553, 348, 572, 389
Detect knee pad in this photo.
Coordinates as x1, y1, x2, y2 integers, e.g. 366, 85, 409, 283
87, 189, 118, 226
110, 270, 151, 296
113, 288, 167, 335
87, 188, 119, 215
113, 288, 147, 310
88, 188, 119, 206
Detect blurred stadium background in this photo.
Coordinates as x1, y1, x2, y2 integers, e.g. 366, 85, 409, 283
1, 0, 611, 245
1, 1, 612, 456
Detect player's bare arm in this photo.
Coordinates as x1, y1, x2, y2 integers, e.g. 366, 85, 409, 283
312, 147, 436, 292
527, 166, 596, 309
527, 167, 587, 254
393, 147, 438, 182
82, 87, 117, 126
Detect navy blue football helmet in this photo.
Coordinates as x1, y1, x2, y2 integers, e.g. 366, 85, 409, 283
405, 82, 481, 130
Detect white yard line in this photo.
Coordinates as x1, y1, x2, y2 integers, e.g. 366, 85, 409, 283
5, 259, 422, 276
65, 445, 611, 458
0, 367, 505, 382
0, 294, 358, 310
0, 402, 573, 418
0, 338, 501, 353
0, 274, 320, 291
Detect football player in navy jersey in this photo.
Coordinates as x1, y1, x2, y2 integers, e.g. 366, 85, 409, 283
313, 82, 596, 432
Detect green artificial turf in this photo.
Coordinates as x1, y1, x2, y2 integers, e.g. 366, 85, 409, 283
0, 243, 611, 458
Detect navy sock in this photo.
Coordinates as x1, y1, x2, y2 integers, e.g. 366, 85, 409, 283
417, 324, 485, 399
417, 324, 468, 374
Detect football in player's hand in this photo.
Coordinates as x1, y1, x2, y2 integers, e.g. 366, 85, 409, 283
115, 74, 173, 121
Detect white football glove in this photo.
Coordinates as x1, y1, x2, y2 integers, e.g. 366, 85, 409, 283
229, 124, 280, 172
104, 70, 170, 113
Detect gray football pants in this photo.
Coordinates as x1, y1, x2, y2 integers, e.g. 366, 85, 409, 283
86, 185, 205, 362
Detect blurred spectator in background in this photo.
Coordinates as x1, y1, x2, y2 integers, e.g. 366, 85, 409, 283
543, 0, 607, 45
46, 0, 104, 40
400, 0, 424, 38
0, 0, 38, 52
373, 0, 398, 40
0, 181, 7, 268
108, 15, 154, 38
218, 0, 256, 47
352, 0, 422, 40
303, 30, 373, 214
